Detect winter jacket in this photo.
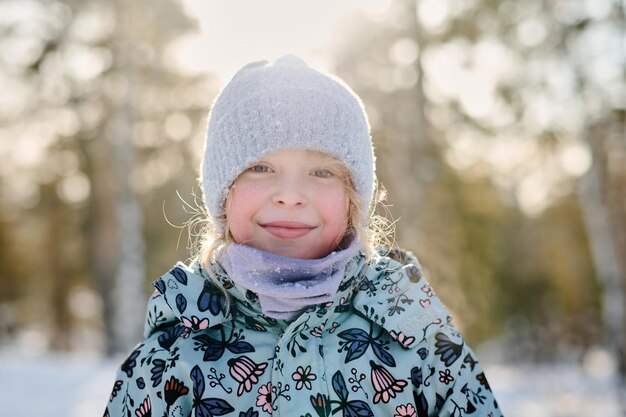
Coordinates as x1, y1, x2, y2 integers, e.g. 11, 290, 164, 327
104, 248, 502, 417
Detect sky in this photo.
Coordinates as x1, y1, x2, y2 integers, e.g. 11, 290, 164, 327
174, 0, 391, 83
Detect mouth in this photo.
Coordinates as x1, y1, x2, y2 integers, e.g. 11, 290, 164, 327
260, 221, 317, 239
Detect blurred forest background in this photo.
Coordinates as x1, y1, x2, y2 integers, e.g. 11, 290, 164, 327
0, 0, 624, 390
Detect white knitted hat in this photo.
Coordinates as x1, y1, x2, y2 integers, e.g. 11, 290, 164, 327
200, 55, 375, 232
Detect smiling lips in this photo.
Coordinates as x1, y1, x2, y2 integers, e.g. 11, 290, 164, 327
260, 221, 316, 239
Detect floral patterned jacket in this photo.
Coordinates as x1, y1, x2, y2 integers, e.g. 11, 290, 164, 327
104, 248, 502, 417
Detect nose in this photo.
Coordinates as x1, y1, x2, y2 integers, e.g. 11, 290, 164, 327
272, 177, 307, 207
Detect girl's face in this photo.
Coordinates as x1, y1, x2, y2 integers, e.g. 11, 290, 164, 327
225, 149, 350, 259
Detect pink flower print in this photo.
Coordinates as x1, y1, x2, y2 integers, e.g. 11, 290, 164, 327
310, 324, 324, 338
394, 403, 417, 417
292, 365, 317, 390
421, 284, 434, 297
369, 360, 408, 404
256, 382, 273, 414
328, 322, 340, 334
439, 368, 454, 385
227, 355, 268, 395
388, 330, 416, 348
134, 395, 151, 417
181, 316, 209, 331
181, 327, 191, 339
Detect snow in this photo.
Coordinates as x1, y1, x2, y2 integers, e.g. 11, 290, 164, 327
0, 352, 119, 417
487, 362, 625, 417
0, 350, 624, 417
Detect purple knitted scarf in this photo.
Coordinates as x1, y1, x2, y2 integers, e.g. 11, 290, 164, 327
220, 239, 360, 320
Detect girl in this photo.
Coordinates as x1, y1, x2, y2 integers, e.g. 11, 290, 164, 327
104, 55, 502, 417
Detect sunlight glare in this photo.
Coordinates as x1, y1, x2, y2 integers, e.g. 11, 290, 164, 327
64, 45, 112, 82
67, 2, 115, 44
389, 38, 419, 66
485, 138, 536, 175
57, 173, 90, 205
164, 112, 192, 141
517, 17, 548, 47
558, 141, 592, 177
175, 0, 390, 82
418, 0, 450, 32
516, 170, 553, 216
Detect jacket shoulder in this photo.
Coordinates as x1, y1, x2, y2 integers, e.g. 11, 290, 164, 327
104, 328, 176, 416
352, 248, 452, 350
147, 261, 230, 338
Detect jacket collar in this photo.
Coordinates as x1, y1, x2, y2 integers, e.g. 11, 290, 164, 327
145, 248, 451, 349
146, 253, 367, 337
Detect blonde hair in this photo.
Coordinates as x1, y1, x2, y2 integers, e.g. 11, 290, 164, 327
180, 159, 393, 304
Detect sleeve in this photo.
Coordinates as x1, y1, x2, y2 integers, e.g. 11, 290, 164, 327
411, 324, 503, 417
103, 331, 190, 417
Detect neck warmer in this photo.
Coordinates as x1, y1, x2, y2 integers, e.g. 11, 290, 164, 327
220, 240, 360, 320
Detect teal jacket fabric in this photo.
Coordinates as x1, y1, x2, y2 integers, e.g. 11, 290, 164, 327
104, 249, 502, 417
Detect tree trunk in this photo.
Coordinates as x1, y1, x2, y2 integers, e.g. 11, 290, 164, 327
45, 182, 72, 351
382, 0, 436, 250
603, 110, 626, 383
110, 88, 146, 354
109, 9, 146, 354
84, 135, 118, 356
578, 111, 626, 384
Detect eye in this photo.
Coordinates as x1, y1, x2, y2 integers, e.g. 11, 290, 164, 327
248, 164, 272, 173
312, 168, 334, 178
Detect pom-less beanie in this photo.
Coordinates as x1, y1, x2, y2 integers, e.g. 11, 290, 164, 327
200, 54, 375, 232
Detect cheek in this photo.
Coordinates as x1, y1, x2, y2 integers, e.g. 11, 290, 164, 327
318, 187, 350, 229
225, 186, 258, 241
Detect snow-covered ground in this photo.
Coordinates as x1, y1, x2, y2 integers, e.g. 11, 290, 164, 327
0, 349, 624, 417
486, 361, 625, 417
